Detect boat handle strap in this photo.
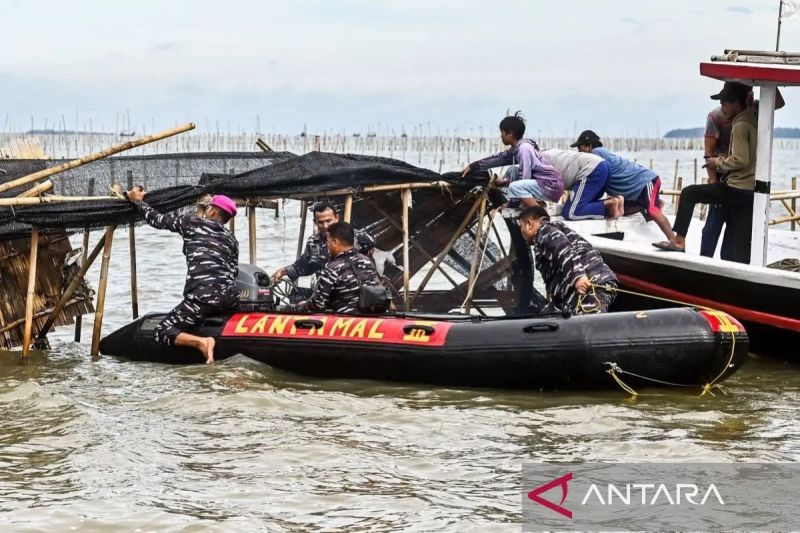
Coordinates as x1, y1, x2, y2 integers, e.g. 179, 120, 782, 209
523, 323, 559, 333
295, 319, 325, 329
403, 324, 436, 335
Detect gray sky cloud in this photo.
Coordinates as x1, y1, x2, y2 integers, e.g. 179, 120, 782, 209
0, 0, 797, 136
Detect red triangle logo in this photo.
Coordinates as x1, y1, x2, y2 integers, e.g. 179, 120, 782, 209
527, 472, 573, 519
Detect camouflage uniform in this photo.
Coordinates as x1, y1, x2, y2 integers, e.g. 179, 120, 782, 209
286, 229, 375, 280
294, 248, 381, 314
136, 201, 239, 345
532, 221, 617, 314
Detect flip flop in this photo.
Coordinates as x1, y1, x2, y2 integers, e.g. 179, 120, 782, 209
652, 241, 685, 253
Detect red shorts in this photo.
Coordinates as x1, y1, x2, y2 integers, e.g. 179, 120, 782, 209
635, 176, 662, 221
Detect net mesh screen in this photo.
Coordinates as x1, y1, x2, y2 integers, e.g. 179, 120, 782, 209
0, 152, 487, 236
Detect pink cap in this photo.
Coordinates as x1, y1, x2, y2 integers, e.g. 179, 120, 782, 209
210, 195, 237, 217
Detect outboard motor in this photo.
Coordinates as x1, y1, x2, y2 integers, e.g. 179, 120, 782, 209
235, 264, 275, 312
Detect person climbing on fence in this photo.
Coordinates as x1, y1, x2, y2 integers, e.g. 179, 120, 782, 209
572, 130, 675, 243
462, 112, 564, 207
540, 148, 623, 219
127, 188, 239, 363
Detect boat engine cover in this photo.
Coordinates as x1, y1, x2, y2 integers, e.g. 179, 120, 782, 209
235, 264, 275, 312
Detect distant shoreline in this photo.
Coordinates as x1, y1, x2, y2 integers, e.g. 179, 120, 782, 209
665, 127, 800, 139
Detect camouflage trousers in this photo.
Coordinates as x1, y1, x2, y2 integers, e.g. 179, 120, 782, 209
154, 297, 221, 346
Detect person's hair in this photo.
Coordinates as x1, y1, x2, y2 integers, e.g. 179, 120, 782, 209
518, 205, 550, 223
499, 110, 526, 140
588, 139, 603, 148
212, 206, 232, 224
327, 221, 355, 245
313, 201, 339, 217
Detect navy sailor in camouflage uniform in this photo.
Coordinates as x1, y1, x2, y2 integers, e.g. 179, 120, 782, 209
518, 205, 618, 314
291, 222, 382, 314
271, 201, 375, 283
127, 188, 239, 363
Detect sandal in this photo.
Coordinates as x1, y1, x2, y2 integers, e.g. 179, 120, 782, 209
652, 241, 685, 252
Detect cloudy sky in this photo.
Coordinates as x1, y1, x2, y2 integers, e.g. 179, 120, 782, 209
1, 0, 799, 137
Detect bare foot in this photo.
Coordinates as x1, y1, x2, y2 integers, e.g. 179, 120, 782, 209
615, 196, 625, 218
201, 337, 215, 364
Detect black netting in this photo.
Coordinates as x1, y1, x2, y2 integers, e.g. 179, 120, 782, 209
0, 152, 484, 238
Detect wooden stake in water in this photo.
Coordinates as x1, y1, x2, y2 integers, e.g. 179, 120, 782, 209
91, 226, 116, 359
401, 189, 411, 311
297, 200, 308, 259
672, 159, 679, 205
793, 177, 798, 231
127, 171, 139, 319
248, 202, 257, 265
75, 178, 95, 342
464, 197, 488, 314
343, 194, 353, 223
22, 228, 39, 359
228, 169, 236, 236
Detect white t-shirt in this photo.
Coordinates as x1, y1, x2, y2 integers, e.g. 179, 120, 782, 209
540, 149, 603, 190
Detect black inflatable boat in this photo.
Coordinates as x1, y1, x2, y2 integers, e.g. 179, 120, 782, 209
100, 306, 748, 390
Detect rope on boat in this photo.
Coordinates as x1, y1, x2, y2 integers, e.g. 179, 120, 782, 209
591, 281, 738, 398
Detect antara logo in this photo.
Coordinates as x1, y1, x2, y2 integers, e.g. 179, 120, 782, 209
528, 473, 725, 519
528, 473, 573, 518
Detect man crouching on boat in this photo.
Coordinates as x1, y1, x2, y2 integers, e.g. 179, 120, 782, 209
289, 222, 383, 314
518, 206, 618, 314
127, 188, 239, 363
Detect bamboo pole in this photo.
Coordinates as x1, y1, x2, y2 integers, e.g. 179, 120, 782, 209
770, 214, 800, 225
343, 194, 353, 223
75, 178, 94, 342
770, 191, 800, 200
18, 180, 53, 198
410, 188, 488, 305
780, 198, 797, 219
297, 200, 308, 259
255, 138, 273, 152
401, 189, 411, 311
0, 123, 196, 194
0, 298, 84, 336
248, 202, 257, 265
793, 177, 797, 231
693, 158, 699, 185
127, 171, 139, 319
675, 177, 683, 212
464, 198, 488, 314
364, 199, 464, 289
38, 235, 106, 340
672, 160, 679, 205
90, 226, 116, 359
21, 228, 39, 358
0, 195, 126, 206
250, 181, 451, 203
